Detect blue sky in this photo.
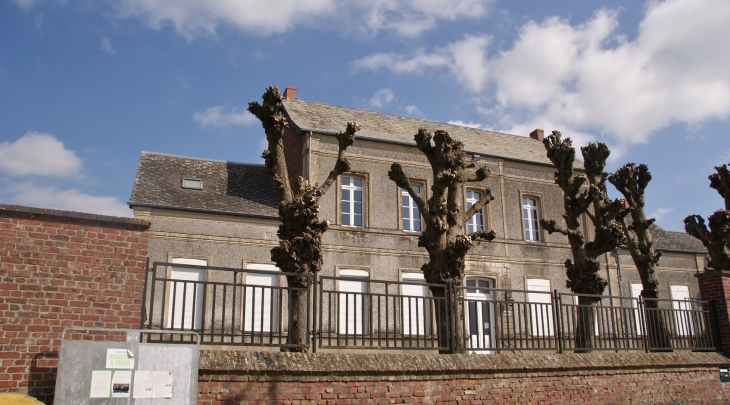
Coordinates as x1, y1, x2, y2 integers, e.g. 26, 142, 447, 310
0, 0, 728, 232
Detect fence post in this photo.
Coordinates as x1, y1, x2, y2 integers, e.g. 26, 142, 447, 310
140, 258, 151, 329
553, 290, 563, 353
311, 270, 318, 353
712, 299, 724, 353
638, 296, 649, 353
448, 282, 457, 354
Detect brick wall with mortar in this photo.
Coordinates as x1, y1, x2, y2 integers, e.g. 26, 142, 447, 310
0, 205, 149, 404
198, 351, 730, 405
697, 270, 730, 356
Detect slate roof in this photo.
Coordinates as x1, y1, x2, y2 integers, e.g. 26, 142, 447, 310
282, 98, 580, 168
651, 224, 706, 253
128, 152, 279, 218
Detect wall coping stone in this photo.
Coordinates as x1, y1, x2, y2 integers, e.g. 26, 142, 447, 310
0, 204, 150, 228
199, 351, 730, 375
697, 269, 730, 278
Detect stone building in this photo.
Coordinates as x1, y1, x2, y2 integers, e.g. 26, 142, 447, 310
128, 87, 705, 348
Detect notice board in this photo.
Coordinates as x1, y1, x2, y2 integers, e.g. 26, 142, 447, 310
54, 328, 199, 405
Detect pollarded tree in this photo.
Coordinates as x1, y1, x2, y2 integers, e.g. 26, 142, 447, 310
248, 86, 359, 352
684, 164, 730, 271
609, 163, 671, 349
388, 129, 495, 353
540, 131, 625, 350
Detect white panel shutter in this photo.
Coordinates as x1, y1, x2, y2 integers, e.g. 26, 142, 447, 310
670, 285, 693, 336
526, 279, 553, 336
244, 264, 279, 332
402, 273, 429, 335
167, 258, 206, 330
631, 283, 644, 335
338, 272, 367, 335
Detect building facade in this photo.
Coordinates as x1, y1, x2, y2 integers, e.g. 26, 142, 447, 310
128, 87, 706, 347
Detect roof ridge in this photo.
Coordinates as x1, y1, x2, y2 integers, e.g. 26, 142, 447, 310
284, 98, 537, 142
141, 151, 265, 167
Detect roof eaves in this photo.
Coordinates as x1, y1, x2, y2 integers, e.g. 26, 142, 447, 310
127, 202, 279, 220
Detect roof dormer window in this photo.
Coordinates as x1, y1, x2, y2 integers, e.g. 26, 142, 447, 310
181, 178, 203, 190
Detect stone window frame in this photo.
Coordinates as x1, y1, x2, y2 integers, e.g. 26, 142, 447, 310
337, 171, 371, 228
518, 191, 546, 243
464, 187, 491, 234
162, 253, 212, 331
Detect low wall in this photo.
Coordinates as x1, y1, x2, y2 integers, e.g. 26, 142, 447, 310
0, 205, 149, 404
199, 351, 730, 404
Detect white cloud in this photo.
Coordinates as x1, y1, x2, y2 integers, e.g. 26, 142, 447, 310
648, 207, 674, 221
2, 182, 131, 217
0, 132, 82, 178
448, 120, 484, 129
112, 0, 490, 39
193, 106, 257, 127
353, 0, 730, 152
369, 88, 394, 108
100, 37, 117, 54
405, 105, 422, 116
12, 0, 37, 9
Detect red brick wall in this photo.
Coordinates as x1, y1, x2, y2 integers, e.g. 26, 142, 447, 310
0, 205, 149, 404
198, 351, 730, 405
198, 367, 730, 404
697, 270, 730, 355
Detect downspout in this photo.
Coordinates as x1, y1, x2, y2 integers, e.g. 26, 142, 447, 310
308, 131, 312, 181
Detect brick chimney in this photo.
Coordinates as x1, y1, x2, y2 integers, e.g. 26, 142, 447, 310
529, 129, 544, 141
284, 86, 297, 99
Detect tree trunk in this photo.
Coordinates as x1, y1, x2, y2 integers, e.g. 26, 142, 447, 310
641, 293, 672, 351
285, 281, 310, 351
608, 163, 671, 351
574, 295, 599, 353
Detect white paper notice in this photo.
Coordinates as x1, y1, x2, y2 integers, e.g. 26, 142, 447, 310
133, 371, 154, 399
106, 348, 135, 369
90, 370, 112, 398
153, 371, 173, 398
111, 371, 132, 398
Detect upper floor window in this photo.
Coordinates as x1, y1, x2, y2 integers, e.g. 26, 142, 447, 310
522, 197, 540, 242
402, 184, 422, 232
466, 190, 484, 233
341, 176, 364, 227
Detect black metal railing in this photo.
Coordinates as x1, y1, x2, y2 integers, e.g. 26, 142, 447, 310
141, 262, 719, 353
314, 275, 450, 351
142, 261, 310, 351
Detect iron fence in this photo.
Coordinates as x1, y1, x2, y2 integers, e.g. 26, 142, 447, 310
314, 275, 450, 351
142, 261, 311, 351
141, 262, 719, 353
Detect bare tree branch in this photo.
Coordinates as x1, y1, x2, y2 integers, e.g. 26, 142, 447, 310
710, 164, 730, 210
318, 122, 360, 195
462, 186, 494, 225
248, 86, 293, 203
388, 163, 429, 221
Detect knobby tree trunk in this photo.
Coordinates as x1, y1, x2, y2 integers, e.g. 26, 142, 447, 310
248, 86, 359, 352
388, 129, 495, 353
540, 132, 625, 352
685, 164, 730, 271
609, 163, 671, 350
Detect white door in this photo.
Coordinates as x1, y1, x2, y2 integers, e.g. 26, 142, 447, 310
167, 258, 206, 330
670, 285, 693, 336
465, 279, 494, 352
244, 263, 279, 332
631, 284, 644, 335
526, 279, 553, 336
338, 269, 368, 335
402, 273, 429, 335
